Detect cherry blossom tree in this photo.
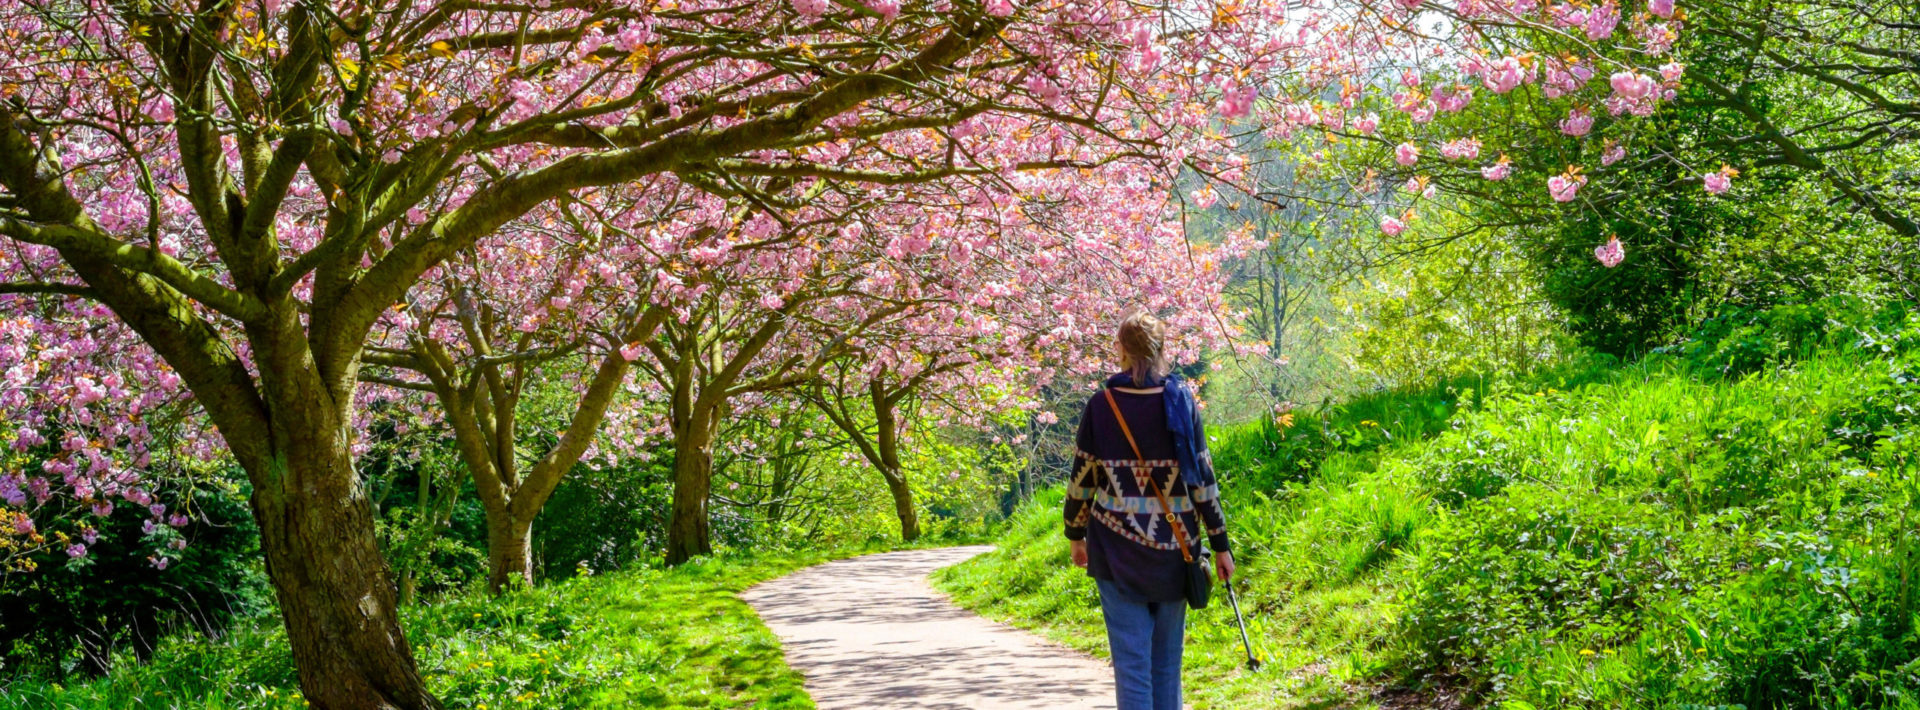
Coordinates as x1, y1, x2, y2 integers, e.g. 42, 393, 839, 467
802, 158, 1251, 540
356, 188, 674, 593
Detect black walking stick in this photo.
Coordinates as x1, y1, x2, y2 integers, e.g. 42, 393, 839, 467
1223, 576, 1262, 671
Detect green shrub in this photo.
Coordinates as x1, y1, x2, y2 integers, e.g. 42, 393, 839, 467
1662, 296, 1880, 377
0, 481, 271, 681
1402, 487, 1695, 685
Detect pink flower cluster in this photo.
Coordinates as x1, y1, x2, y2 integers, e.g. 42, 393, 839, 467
1441, 138, 1483, 161
1548, 168, 1588, 202
1594, 235, 1626, 267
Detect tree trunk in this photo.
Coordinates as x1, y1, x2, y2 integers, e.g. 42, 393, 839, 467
666, 409, 717, 565
767, 453, 792, 527
46, 251, 442, 707
252, 441, 439, 710
872, 383, 920, 541
485, 507, 535, 592
882, 468, 921, 541
238, 302, 440, 710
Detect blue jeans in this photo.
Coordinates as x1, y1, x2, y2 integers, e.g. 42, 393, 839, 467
1096, 578, 1186, 710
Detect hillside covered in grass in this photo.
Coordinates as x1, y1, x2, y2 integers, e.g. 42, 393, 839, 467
936, 303, 1920, 709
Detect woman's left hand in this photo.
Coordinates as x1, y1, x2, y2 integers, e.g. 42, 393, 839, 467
1215, 551, 1235, 582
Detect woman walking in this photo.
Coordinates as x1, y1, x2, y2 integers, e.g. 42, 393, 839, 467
1064, 311, 1234, 710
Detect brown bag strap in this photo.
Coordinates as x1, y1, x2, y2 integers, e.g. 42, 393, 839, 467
1103, 388, 1197, 564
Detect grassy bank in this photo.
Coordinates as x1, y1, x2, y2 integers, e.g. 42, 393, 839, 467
936, 311, 1920, 708
3, 549, 857, 709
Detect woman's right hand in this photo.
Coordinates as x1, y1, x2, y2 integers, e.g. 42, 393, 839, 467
1070, 539, 1088, 568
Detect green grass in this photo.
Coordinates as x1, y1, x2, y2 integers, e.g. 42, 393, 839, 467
3, 548, 867, 709
937, 315, 1920, 709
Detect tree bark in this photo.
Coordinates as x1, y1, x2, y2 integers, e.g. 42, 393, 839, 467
242, 304, 440, 710
253, 441, 438, 710
666, 408, 717, 565
394, 307, 665, 592
484, 509, 534, 593
881, 468, 921, 542
872, 383, 921, 541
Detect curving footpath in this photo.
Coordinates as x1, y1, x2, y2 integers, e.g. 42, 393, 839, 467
740, 545, 1116, 710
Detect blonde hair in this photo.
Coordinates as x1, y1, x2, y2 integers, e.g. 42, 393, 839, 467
1116, 310, 1170, 386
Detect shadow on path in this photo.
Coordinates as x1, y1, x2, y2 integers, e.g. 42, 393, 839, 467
740, 546, 1116, 710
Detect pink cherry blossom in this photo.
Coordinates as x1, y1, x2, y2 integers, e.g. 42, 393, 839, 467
1395, 142, 1421, 166
1433, 85, 1474, 113
1482, 157, 1514, 181
984, 0, 1016, 17
144, 97, 174, 123
1650, 0, 1676, 18
1601, 141, 1627, 166
1441, 138, 1483, 161
1380, 217, 1408, 236
1584, 2, 1621, 40
1548, 168, 1588, 202
1218, 85, 1256, 119
1355, 113, 1381, 135
1610, 71, 1657, 100
1560, 108, 1594, 136
1483, 56, 1527, 94
1704, 166, 1737, 194
613, 22, 655, 53
1594, 235, 1626, 267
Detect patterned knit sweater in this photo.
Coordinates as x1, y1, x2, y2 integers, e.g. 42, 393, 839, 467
1063, 382, 1231, 577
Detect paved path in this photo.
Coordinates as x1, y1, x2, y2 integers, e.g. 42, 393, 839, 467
740, 545, 1116, 710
